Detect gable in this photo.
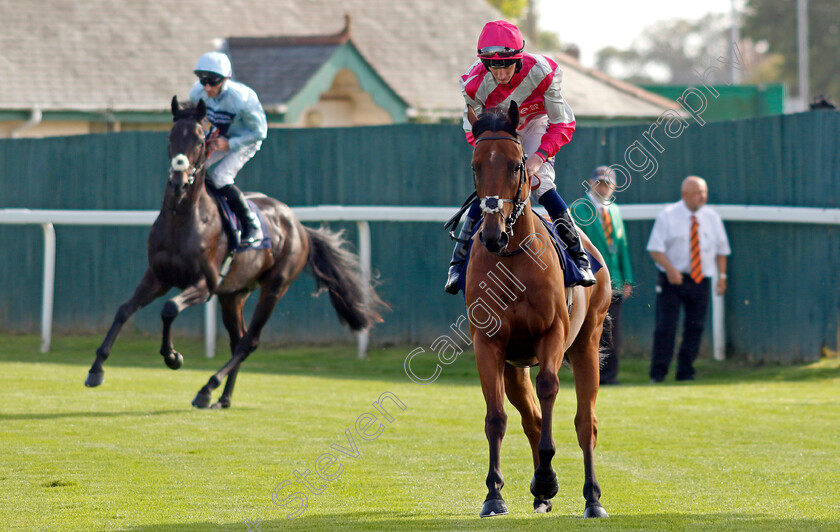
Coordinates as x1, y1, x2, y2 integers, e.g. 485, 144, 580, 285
229, 38, 409, 124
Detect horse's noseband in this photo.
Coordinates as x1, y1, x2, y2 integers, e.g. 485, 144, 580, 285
480, 196, 503, 214
169, 153, 203, 186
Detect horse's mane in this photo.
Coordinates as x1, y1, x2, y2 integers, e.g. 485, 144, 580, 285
472, 107, 517, 139
172, 101, 202, 123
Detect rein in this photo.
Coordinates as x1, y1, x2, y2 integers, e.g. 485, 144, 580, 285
474, 134, 529, 254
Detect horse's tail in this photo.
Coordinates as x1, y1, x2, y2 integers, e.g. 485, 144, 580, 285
304, 225, 387, 331
597, 287, 624, 366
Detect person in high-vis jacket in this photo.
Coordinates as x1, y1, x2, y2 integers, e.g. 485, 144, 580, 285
190, 51, 268, 246
444, 20, 595, 294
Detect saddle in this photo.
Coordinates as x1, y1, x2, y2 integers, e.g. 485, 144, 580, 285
206, 185, 271, 252
456, 212, 602, 295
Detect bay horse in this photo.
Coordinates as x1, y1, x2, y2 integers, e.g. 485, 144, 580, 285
464, 102, 611, 518
85, 96, 384, 409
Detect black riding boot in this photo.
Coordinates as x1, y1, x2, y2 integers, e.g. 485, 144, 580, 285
444, 206, 480, 294
218, 184, 264, 246
551, 209, 596, 287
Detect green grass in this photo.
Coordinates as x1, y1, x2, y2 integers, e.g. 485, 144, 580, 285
1, 333, 839, 531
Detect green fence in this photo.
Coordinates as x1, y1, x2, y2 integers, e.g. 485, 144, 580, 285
1, 111, 838, 362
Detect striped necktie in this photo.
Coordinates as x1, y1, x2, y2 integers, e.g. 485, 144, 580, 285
689, 215, 703, 283
602, 208, 614, 246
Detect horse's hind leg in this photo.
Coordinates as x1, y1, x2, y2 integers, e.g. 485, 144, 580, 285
193, 282, 289, 409
474, 338, 509, 517
504, 365, 551, 513
567, 328, 608, 518
160, 282, 211, 370
86, 269, 168, 387
210, 292, 248, 409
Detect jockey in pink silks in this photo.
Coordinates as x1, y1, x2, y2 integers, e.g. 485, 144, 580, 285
444, 20, 595, 293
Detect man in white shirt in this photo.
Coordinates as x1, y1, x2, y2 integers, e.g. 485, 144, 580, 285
646, 176, 731, 382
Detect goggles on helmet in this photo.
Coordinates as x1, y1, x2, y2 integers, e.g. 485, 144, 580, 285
196, 72, 225, 86
477, 45, 523, 59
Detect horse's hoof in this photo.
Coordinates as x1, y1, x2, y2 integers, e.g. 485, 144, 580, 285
530, 471, 559, 500
164, 352, 183, 370
583, 504, 609, 518
85, 371, 104, 387
480, 498, 508, 518
534, 498, 552, 513
210, 400, 230, 409
192, 391, 212, 409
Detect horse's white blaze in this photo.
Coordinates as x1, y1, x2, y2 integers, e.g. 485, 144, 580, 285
171, 154, 190, 172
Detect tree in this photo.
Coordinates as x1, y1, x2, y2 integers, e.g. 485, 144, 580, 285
741, 0, 840, 101
486, 0, 528, 22
533, 30, 562, 52
595, 14, 730, 84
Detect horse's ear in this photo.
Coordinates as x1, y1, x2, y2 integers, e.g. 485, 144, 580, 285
467, 105, 478, 127
171, 96, 179, 117
508, 100, 520, 130
195, 99, 207, 122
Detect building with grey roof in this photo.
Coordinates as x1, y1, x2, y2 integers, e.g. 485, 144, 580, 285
0, 0, 680, 137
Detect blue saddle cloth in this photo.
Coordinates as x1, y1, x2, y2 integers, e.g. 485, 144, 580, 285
456, 213, 602, 294
207, 186, 272, 252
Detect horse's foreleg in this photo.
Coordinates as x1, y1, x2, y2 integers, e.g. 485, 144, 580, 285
211, 292, 248, 409
504, 365, 551, 512
193, 283, 288, 409
474, 338, 508, 518
86, 269, 168, 387
568, 333, 608, 518
159, 282, 211, 370
530, 329, 565, 502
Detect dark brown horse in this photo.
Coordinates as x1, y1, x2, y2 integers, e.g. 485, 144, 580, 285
464, 102, 611, 518
85, 96, 384, 408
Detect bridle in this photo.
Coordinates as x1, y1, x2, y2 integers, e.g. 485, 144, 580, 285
169, 154, 205, 186
474, 134, 529, 242
168, 119, 207, 187
166, 119, 207, 212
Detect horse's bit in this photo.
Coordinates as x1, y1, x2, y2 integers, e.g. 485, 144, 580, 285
474, 135, 528, 239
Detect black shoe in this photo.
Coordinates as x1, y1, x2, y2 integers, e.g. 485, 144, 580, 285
239, 212, 264, 246
600, 378, 620, 386
650, 377, 664, 383
577, 268, 596, 287
444, 264, 462, 295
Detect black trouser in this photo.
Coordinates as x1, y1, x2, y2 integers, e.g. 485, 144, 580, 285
650, 272, 710, 381
599, 294, 623, 383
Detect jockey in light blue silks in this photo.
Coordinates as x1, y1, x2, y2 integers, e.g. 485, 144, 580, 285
189, 51, 268, 245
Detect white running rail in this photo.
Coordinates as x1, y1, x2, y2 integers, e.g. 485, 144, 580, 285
2, 204, 839, 360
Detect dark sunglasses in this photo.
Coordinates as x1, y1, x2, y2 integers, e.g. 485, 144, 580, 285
198, 75, 224, 87
481, 58, 518, 69
477, 45, 523, 59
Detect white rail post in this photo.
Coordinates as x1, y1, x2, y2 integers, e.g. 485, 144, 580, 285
205, 295, 216, 358
712, 270, 725, 361
40, 223, 56, 353
356, 220, 371, 359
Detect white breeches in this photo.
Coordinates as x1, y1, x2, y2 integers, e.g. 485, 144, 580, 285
205, 144, 259, 188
